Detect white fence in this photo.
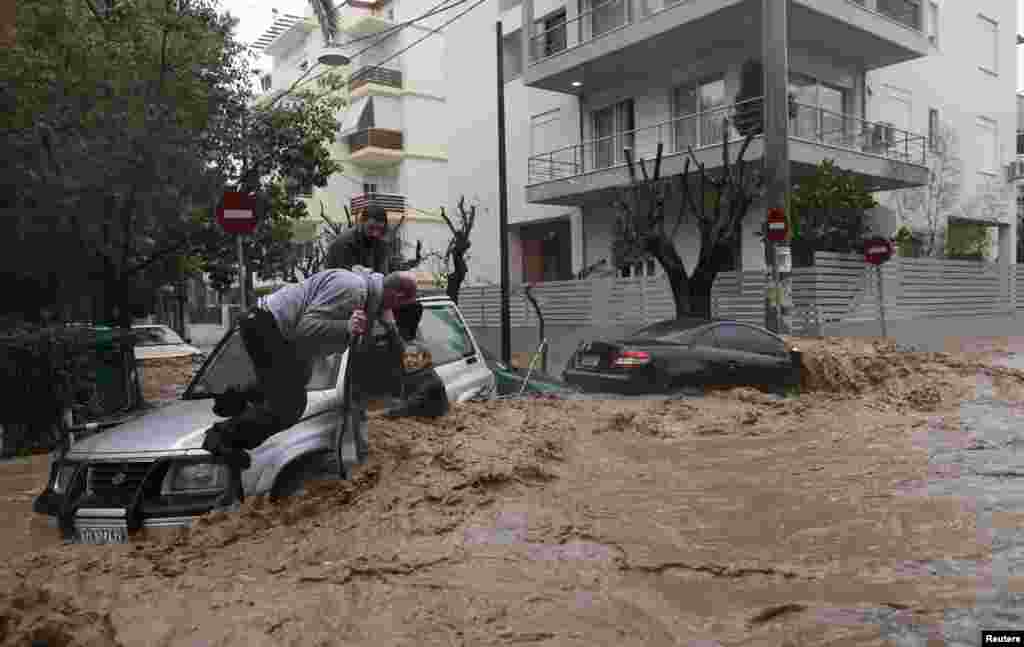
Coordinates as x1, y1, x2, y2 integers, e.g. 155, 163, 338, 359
459, 252, 1018, 335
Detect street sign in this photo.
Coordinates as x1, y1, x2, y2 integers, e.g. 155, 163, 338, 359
766, 207, 787, 242
863, 237, 894, 265
216, 192, 258, 235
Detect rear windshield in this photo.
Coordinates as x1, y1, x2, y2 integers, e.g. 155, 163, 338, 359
134, 327, 185, 346
629, 319, 708, 340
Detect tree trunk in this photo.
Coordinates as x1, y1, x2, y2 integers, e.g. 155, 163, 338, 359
686, 268, 715, 319
647, 235, 690, 318
446, 250, 468, 305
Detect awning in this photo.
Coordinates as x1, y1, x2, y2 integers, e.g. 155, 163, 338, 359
339, 96, 372, 137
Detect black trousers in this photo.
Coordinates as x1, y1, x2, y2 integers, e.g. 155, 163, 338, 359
223, 308, 309, 451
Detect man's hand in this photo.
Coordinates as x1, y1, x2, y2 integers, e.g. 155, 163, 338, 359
349, 309, 368, 336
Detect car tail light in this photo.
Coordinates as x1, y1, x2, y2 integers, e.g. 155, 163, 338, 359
613, 350, 651, 368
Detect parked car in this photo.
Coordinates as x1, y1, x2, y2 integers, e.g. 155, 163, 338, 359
131, 324, 203, 361
563, 317, 802, 395
480, 346, 581, 399
34, 295, 495, 544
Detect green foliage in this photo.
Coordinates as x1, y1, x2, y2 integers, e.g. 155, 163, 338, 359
894, 225, 914, 257
790, 159, 878, 254
945, 222, 991, 260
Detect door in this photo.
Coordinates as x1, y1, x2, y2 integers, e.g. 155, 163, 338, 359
672, 84, 698, 152
698, 79, 727, 146
710, 323, 791, 389
818, 83, 848, 147
789, 74, 818, 139
418, 303, 492, 402
592, 105, 615, 169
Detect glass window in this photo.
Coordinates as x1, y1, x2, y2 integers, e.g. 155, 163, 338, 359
133, 326, 184, 346
502, 29, 522, 78
186, 330, 340, 397
977, 116, 998, 173
591, 99, 633, 169
672, 77, 724, 151
978, 14, 998, 74
928, 108, 940, 152
417, 305, 475, 366
536, 9, 567, 57
712, 323, 786, 356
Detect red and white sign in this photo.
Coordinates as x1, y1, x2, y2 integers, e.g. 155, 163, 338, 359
863, 237, 894, 265
216, 192, 258, 235
766, 207, 787, 242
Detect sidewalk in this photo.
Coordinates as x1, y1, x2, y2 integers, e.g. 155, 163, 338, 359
823, 312, 1024, 354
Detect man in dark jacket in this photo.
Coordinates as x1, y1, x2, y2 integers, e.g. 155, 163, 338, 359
202, 268, 418, 509
326, 205, 395, 273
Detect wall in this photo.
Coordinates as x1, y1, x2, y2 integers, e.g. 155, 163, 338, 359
867, 0, 1018, 259
445, 2, 583, 285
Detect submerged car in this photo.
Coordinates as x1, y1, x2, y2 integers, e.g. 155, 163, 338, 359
131, 324, 203, 361
479, 346, 580, 399
34, 295, 496, 544
563, 317, 801, 395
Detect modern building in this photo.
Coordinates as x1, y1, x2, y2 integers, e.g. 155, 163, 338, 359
251, 3, 455, 274
447, 0, 1018, 286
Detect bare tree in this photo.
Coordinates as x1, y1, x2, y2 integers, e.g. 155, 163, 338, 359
436, 196, 477, 304
612, 120, 762, 318
888, 123, 963, 257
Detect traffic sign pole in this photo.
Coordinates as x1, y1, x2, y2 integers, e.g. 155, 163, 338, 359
237, 235, 247, 312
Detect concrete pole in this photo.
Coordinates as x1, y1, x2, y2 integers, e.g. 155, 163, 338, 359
497, 21, 512, 364
762, 0, 791, 334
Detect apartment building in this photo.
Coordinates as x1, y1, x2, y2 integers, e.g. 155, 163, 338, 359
448, 0, 1018, 286
252, 3, 454, 272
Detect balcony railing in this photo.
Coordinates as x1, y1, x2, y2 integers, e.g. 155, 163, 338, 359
350, 192, 406, 213
347, 128, 404, 152
527, 97, 927, 185
349, 66, 403, 92
529, 0, 921, 64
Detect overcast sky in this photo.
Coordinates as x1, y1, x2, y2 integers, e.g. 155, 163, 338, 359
222, 0, 1024, 90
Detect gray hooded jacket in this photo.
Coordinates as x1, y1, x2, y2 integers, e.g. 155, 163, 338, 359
260, 269, 385, 364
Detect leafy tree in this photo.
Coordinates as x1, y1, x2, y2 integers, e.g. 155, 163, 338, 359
788, 159, 878, 265
945, 222, 991, 260
612, 124, 763, 318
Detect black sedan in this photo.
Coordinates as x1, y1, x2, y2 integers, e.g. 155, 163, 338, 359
562, 317, 802, 395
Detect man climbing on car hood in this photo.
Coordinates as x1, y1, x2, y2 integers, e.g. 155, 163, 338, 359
202, 268, 418, 510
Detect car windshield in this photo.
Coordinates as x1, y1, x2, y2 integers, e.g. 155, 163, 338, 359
134, 326, 185, 346
184, 329, 341, 398
629, 318, 709, 340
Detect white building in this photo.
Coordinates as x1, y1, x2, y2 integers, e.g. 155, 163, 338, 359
447, 0, 1018, 286
252, 3, 455, 272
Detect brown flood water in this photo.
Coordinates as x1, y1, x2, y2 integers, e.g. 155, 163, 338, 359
2, 337, 1024, 646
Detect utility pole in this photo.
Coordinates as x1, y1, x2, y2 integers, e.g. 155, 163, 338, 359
496, 21, 512, 364
762, 0, 792, 334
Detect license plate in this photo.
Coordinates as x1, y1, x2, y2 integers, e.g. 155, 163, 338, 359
75, 526, 128, 544
578, 354, 600, 368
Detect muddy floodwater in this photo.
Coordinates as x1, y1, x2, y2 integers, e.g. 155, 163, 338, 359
3, 337, 1024, 646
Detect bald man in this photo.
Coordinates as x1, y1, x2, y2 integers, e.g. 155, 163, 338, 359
203, 268, 418, 509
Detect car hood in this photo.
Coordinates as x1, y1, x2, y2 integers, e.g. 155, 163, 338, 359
67, 398, 218, 457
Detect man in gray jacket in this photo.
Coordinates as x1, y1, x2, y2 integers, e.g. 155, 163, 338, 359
202, 268, 418, 509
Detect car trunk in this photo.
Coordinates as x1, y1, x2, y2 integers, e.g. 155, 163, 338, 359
572, 341, 624, 371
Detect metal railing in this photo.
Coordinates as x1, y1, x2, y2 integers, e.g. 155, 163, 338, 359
348, 66, 403, 91
529, 0, 921, 65
350, 193, 405, 213
527, 96, 927, 185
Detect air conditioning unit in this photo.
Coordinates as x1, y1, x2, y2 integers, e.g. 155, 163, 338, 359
1006, 159, 1024, 182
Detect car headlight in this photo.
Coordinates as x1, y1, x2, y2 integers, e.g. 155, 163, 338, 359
161, 461, 229, 494
52, 463, 79, 493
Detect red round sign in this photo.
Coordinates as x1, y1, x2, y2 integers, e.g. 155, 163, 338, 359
766, 207, 787, 242
863, 237, 894, 265
216, 192, 259, 235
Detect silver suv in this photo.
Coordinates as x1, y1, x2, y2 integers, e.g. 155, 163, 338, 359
34, 294, 495, 544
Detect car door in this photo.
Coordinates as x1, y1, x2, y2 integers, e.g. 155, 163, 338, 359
711, 323, 791, 389
687, 326, 737, 387
418, 303, 492, 402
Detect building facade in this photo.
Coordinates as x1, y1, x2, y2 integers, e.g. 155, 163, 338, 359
253, 3, 455, 275
447, 0, 1018, 286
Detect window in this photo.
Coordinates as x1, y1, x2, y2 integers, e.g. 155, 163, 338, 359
530, 109, 561, 158
712, 323, 786, 357
925, 1, 939, 45
502, 29, 522, 80
363, 182, 378, 194
583, 0, 630, 39
1017, 130, 1024, 156
418, 305, 475, 366
672, 77, 726, 151
788, 73, 850, 145
133, 326, 184, 347
591, 99, 634, 169
978, 14, 998, 74
928, 108, 940, 152
536, 9, 567, 57
977, 116, 998, 173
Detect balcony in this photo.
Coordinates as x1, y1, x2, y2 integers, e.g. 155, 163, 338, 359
348, 66, 403, 97
346, 128, 404, 168
522, 0, 929, 94
350, 192, 406, 215
526, 97, 930, 206
339, 5, 395, 36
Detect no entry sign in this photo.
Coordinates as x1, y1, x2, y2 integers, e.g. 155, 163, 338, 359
217, 192, 258, 235
766, 207, 787, 242
863, 237, 894, 265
